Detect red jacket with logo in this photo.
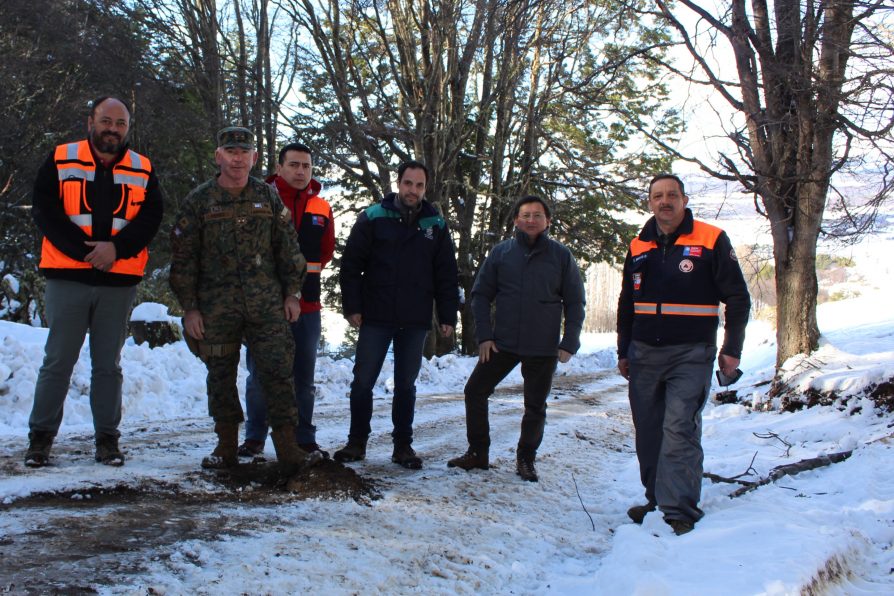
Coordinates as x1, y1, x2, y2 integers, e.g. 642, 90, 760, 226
267, 175, 334, 313
617, 209, 750, 359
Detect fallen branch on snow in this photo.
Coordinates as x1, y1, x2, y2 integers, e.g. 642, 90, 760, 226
571, 473, 595, 531
728, 450, 853, 498
703, 452, 759, 486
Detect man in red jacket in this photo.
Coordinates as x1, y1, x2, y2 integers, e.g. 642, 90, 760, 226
238, 143, 335, 458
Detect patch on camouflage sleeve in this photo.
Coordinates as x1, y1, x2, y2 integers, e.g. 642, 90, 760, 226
173, 216, 191, 236
281, 205, 292, 222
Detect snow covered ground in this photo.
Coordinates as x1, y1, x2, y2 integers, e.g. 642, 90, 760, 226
1, 282, 893, 593
2, 192, 894, 593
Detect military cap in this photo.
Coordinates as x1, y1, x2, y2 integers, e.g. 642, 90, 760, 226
217, 126, 255, 149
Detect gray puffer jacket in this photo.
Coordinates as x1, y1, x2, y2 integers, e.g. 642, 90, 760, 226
471, 229, 585, 357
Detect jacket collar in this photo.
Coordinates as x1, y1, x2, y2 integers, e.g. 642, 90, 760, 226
382, 192, 438, 218
265, 174, 321, 200
514, 227, 550, 251
638, 208, 694, 242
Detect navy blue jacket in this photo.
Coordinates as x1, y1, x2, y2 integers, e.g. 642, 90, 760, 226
340, 193, 459, 329
472, 230, 585, 356
616, 209, 750, 359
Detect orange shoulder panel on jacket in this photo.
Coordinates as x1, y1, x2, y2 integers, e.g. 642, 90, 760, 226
677, 220, 722, 249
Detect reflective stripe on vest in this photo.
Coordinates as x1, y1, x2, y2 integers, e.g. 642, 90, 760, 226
634, 302, 657, 315
634, 302, 719, 317
306, 262, 322, 273
662, 303, 720, 317
40, 140, 152, 276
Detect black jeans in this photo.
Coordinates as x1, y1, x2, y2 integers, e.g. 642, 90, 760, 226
463, 349, 558, 460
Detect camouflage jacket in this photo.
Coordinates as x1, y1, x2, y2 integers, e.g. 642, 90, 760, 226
169, 175, 306, 312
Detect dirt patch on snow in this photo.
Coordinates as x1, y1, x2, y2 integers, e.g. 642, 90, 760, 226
0, 460, 379, 593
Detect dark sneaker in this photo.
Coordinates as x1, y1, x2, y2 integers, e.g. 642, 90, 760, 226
627, 503, 657, 524
666, 518, 695, 536
516, 457, 538, 482
237, 439, 265, 458
391, 444, 422, 470
333, 440, 367, 463
447, 449, 489, 471
298, 442, 330, 459
95, 434, 125, 467
25, 432, 54, 468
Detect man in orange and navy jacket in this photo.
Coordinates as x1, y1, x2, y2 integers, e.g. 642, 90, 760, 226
26, 96, 163, 469
617, 174, 750, 535
238, 143, 335, 459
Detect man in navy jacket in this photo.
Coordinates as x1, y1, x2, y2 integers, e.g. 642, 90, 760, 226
448, 195, 585, 482
617, 174, 750, 535
335, 161, 458, 469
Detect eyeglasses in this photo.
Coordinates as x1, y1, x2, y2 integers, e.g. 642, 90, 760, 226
518, 213, 546, 221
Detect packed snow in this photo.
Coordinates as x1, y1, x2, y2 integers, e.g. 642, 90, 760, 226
1, 200, 893, 593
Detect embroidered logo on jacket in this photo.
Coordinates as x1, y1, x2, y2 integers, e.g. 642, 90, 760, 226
683, 246, 703, 257
311, 215, 325, 226
633, 272, 642, 290
679, 259, 694, 273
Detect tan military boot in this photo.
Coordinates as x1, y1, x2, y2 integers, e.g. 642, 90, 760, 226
201, 422, 239, 469
271, 424, 324, 476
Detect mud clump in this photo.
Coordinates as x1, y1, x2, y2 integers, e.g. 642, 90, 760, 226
210, 458, 380, 504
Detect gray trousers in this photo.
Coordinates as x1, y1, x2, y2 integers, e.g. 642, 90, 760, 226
29, 279, 136, 438
627, 340, 715, 523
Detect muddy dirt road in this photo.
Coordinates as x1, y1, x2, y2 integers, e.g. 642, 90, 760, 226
0, 372, 633, 593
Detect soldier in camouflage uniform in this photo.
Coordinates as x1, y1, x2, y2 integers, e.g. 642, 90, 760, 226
169, 126, 321, 474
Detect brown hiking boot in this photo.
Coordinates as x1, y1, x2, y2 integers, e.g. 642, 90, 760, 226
666, 517, 695, 535
201, 422, 239, 469
392, 443, 422, 470
95, 433, 125, 466
627, 503, 657, 524
516, 456, 538, 482
447, 449, 489, 471
25, 431, 54, 468
333, 439, 367, 463
271, 425, 324, 476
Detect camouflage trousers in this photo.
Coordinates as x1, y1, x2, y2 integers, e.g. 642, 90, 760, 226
201, 296, 298, 428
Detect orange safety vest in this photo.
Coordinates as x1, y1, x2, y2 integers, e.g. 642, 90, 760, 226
40, 140, 152, 276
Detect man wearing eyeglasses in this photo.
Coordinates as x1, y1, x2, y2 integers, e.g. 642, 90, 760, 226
447, 195, 585, 482
616, 174, 750, 535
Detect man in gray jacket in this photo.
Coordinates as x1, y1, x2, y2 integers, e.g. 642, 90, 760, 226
448, 195, 585, 481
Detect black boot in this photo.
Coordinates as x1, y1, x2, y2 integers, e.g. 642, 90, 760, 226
333, 438, 367, 463
392, 443, 422, 470
516, 455, 538, 482
25, 431, 54, 468
95, 433, 125, 466
447, 448, 489, 471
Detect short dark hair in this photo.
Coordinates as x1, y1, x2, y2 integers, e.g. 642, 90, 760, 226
397, 160, 429, 184
279, 143, 313, 165
88, 96, 130, 118
512, 195, 552, 219
648, 174, 685, 197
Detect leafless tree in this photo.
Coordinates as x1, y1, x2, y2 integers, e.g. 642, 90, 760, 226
279, 0, 677, 354
639, 0, 894, 368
